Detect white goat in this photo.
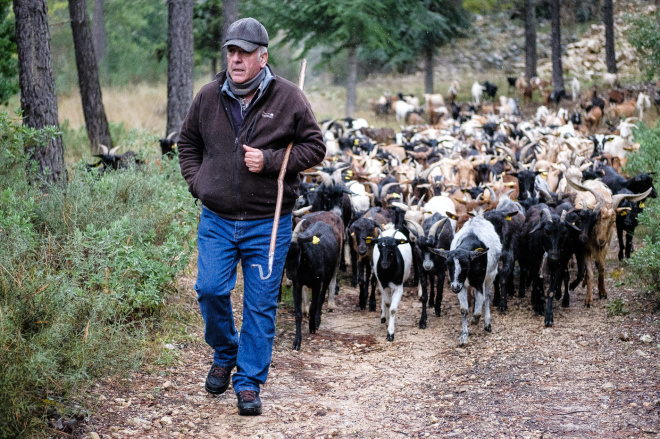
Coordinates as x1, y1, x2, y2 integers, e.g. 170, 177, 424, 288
471, 81, 485, 105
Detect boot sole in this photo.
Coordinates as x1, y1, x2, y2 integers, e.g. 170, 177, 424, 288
205, 381, 230, 395
238, 405, 262, 416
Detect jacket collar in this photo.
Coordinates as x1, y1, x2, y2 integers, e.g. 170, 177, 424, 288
219, 64, 274, 102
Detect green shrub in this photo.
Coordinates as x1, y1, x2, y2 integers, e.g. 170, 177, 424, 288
625, 12, 660, 80
623, 122, 660, 307
0, 111, 197, 437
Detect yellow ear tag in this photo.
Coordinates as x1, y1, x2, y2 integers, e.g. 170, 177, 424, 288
640, 202, 645, 208
572, 222, 576, 226
354, 139, 359, 145
351, 232, 355, 236
474, 247, 483, 251
366, 237, 373, 244
620, 211, 627, 216
312, 236, 320, 245
391, 193, 401, 198
505, 216, 512, 220
400, 240, 407, 244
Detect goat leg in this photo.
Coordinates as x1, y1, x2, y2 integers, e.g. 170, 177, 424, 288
419, 274, 429, 329
434, 272, 444, 317
292, 284, 303, 351
369, 271, 377, 312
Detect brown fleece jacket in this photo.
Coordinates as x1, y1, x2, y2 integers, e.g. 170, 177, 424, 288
177, 69, 325, 220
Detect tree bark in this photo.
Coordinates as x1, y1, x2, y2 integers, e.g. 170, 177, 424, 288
13, 0, 66, 185
346, 45, 357, 118
550, 0, 564, 92
525, 0, 538, 80
166, 0, 194, 138
69, 0, 113, 154
657, 0, 660, 26
221, 0, 238, 72
424, 45, 434, 94
92, 0, 107, 70
604, 0, 617, 74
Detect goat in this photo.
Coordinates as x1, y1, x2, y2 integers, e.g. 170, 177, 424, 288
636, 92, 652, 120
431, 214, 502, 347
370, 224, 413, 341
159, 131, 177, 157
571, 78, 580, 101
567, 178, 652, 306
286, 220, 341, 351
472, 81, 485, 105
348, 208, 391, 311
483, 81, 498, 100
89, 144, 141, 171
406, 215, 453, 328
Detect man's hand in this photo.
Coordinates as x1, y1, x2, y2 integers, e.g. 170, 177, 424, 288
243, 144, 263, 173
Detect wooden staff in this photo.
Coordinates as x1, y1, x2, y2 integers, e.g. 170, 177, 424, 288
253, 58, 307, 280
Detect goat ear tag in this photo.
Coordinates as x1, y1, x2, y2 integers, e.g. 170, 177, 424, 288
399, 240, 407, 244
619, 211, 627, 216
354, 139, 359, 145
312, 236, 320, 245
640, 202, 645, 208
505, 215, 512, 220
366, 237, 373, 244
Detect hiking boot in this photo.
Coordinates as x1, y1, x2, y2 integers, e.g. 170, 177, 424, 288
205, 364, 233, 395
237, 390, 262, 416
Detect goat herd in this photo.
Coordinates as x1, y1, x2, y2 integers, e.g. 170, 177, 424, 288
284, 81, 658, 351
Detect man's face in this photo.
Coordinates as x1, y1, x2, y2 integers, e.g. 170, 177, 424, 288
227, 46, 267, 84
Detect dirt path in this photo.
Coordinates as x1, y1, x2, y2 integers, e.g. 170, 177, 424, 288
85, 251, 659, 439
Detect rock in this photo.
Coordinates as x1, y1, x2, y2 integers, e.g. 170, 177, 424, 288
89, 434, 101, 439
636, 349, 650, 359
601, 382, 615, 392
640, 334, 653, 344
162, 380, 176, 391
165, 343, 177, 350
430, 415, 439, 424
160, 416, 173, 425
618, 332, 630, 341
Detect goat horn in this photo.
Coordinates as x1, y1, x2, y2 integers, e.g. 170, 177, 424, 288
427, 217, 448, 239
379, 182, 401, 199
566, 177, 607, 205
291, 218, 307, 242
109, 146, 121, 156
496, 144, 518, 168
611, 187, 653, 210
292, 206, 312, 217
99, 144, 109, 155
166, 131, 177, 140
405, 219, 424, 238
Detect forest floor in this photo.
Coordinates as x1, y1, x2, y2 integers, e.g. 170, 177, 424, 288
81, 243, 660, 439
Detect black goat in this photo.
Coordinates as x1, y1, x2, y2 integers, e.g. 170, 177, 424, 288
484, 208, 524, 312
483, 81, 498, 99
159, 131, 177, 157
406, 214, 453, 329
286, 220, 341, 351
88, 145, 141, 171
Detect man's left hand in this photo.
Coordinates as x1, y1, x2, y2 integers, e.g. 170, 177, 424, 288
243, 144, 263, 173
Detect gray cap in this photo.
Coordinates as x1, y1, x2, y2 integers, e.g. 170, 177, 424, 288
223, 17, 269, 53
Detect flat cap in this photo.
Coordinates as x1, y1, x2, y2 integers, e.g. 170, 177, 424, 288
223, 17, 269, 53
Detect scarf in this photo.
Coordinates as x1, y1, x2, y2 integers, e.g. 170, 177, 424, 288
227, 67, 266, 97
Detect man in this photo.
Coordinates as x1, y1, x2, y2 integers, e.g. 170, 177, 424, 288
177, 17, 325, 416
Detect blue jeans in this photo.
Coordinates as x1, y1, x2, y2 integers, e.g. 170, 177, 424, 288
195, 207, 292, 394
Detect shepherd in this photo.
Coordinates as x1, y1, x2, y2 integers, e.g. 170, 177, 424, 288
177, 17, 325, 416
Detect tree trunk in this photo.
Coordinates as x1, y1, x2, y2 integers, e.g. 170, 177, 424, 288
550, 0, 564, 92
424, 45, 434, 94
211, 57, 218, 79
525, 0, 537, 80
345, 45, 357, 118
221, 0, 238, 72
657, 0, 660, 26
166, 0, 194, 138
13, 0, 66, 185
92, 0, 107, 70
603, 0, 617, 73
69, 0, 113, 154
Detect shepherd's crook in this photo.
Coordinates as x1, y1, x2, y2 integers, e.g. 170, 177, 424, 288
252, 58, 307, 280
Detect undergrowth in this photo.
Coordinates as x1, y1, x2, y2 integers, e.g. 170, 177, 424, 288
0, 111, 197, 438
623, 121, 660, 309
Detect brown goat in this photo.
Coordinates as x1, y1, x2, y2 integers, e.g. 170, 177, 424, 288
567, 178, 652, 306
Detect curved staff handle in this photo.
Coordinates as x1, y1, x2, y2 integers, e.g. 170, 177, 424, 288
253, 58, 307, 280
